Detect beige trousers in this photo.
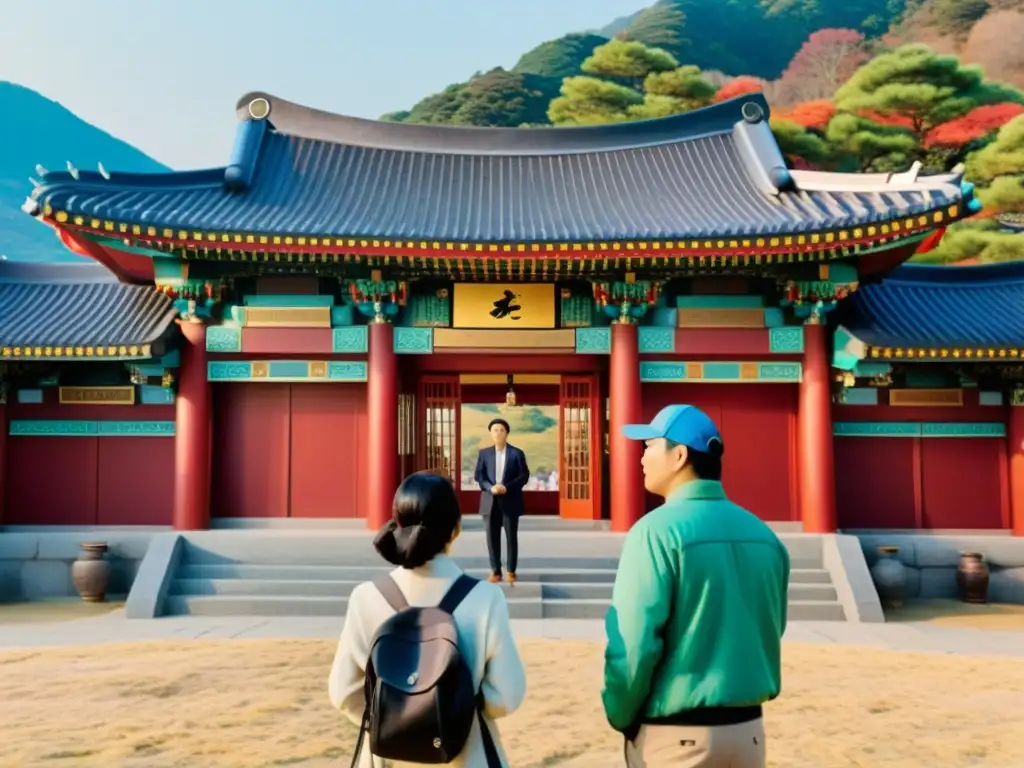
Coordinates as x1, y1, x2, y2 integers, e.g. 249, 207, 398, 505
624, 718, 766, 768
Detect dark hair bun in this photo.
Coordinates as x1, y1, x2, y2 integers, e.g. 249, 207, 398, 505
374, 519, 449, 569
373, 472, 462, 569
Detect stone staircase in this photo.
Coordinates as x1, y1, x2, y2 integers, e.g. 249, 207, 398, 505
160, 525, 848, 621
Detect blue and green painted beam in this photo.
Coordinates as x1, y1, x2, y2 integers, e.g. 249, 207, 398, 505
574, 326, 804, 355
207, 360, 368, 382
9, 421, 175, 437
833, 422, 1005, 438
640, 361, 802, 383
205, 324, 434, 354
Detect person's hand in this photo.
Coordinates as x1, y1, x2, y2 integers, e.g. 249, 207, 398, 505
492, 484, 506, 495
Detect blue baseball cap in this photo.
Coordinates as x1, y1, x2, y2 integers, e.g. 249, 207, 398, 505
622, 405, 723, 454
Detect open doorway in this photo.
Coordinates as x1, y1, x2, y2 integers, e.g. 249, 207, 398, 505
459, 375, 561, 515
416, 372, 602, 518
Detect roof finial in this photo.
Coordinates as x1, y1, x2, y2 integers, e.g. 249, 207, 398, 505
28, 178, 41, 188
66, 161, 79, 180
98, 162, 110, 180
35, 164, 48, 176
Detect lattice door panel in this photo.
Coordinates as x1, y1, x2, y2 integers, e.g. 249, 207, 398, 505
560, 375, 597, 519
417, 376, 461, 485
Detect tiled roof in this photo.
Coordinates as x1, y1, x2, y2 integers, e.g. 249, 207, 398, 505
0, 263, 177, 356
837, 262, 1024, 349
28, 93, 968, 244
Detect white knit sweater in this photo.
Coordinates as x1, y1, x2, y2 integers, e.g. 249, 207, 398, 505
328, 554, 527, 767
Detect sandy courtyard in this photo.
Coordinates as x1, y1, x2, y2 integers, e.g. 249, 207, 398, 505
0, 639, 1022, 767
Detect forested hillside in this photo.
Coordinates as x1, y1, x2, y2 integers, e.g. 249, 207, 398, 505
386, 0, 1023, 265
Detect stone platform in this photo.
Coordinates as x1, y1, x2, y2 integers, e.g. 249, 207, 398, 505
119, 521, 882, 623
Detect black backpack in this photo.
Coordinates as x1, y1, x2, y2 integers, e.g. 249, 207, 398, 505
350, 573, 502, 767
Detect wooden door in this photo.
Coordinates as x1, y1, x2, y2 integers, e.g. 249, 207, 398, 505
289, 384, 367, 518
559, 375, 600, 519
417, 375, 461, 486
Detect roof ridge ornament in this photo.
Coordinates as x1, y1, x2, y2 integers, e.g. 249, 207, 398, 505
888, 161, 922, 185
248, 97, 271, 121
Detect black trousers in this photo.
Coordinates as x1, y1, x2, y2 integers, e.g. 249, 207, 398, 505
485, 502, 519, 576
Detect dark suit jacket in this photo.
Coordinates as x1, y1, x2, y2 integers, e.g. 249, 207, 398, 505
473, 444, 530, 518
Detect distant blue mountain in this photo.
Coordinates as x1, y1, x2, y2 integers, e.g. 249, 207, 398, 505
0, 82, 170, 263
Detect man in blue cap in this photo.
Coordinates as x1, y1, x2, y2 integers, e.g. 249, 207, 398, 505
602, 404, 790, 768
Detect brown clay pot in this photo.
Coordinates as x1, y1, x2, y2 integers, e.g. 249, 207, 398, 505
956, 552, 990, 604
71, 542, 112, 603
870, 546, 907, 609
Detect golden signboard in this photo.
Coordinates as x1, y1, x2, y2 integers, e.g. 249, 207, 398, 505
452, 283, 555, 329
58, 386, 136, 405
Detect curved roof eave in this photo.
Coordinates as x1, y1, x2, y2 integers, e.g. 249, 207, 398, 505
233, 90, 771, 157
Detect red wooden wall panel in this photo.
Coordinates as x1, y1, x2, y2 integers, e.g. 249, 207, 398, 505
920, 439, 1003, 529
212, 384, 291, 517
639, 383, 796, 521
289, 384, 367, 518
5, 437, 99, 525
835, 438, 917, 529
97, 438, 175, 526
717, 386, 796, 521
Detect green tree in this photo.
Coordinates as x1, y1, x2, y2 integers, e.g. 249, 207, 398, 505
825, 113, 919, 171
770, 118, 833, 167
914, 115, 1024, 264
581, 39, 679, 87
834, 44, 1024, 143
548, 76, 643, 125
549, 39, 716, 126
966, 114, 1024, 212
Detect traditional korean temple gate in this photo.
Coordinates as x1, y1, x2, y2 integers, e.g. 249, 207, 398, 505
19, 88, 1017, 539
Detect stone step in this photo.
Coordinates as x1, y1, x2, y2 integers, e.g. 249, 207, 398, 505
165, 594, 538, 620
163, 594, 847, 622
177, 532, 825, 568
786, 600, 847, 622
174, 563, 831, 585
169, 578, 837, 604
175, 564, 621, 583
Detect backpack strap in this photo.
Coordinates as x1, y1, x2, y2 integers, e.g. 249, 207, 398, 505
477, 702, 503, 768
373, 575, 409, 612
438, 574, 479, 615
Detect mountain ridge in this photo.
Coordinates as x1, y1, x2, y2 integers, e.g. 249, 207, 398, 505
0, 81, 169, 263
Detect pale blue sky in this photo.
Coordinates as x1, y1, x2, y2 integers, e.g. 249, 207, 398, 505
0, 0, 640, 170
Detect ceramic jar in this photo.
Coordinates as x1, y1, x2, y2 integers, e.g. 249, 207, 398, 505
957, 552, 990, 604
71, 542, 112, 602
870, 545, 907, 609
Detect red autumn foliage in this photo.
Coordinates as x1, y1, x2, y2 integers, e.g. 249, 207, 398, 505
924, 103, 1024, 148
857, 110, 916, 130
712, 76, 765, 103
777, 28, 869, 104
775, 100, 836, 131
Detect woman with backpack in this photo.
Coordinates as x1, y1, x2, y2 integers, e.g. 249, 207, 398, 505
329, 471, 527, 767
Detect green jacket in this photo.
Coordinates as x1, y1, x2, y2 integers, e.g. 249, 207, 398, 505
602, 480, 790, 732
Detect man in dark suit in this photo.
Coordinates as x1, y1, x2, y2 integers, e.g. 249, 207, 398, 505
473, 417, 530, 584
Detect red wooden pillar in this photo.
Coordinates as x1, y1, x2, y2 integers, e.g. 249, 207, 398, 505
173, 321, 212, 530
1008, 398, 1024, 536
798, 321, 837, 533
609, 322, 644, 532
367, 321, 398, 530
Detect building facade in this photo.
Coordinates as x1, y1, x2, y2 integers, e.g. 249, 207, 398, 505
7, 91, 1018, 536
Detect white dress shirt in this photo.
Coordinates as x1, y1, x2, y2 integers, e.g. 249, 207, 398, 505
494, 446, 506, 486
328, 554, 527, 767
